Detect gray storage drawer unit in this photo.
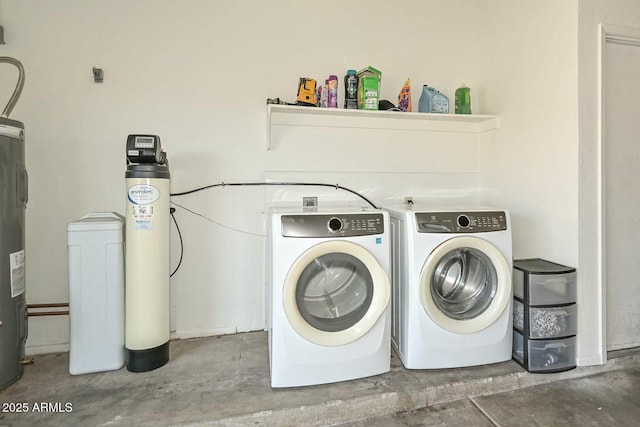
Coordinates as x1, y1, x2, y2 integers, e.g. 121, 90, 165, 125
512, 258, 577, 373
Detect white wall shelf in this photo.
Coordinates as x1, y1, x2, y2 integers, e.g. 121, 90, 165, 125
266, 104, 500, 150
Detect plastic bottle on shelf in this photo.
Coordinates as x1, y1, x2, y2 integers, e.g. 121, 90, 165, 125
344, 70, 358, 109
432, 90, 449, 113
418, 85, 448, 113
398, 78, 412, 112
418, 85, 433, 113
327, 75, 338, 108
455, 84, 471, 114
321, 80, 329, 108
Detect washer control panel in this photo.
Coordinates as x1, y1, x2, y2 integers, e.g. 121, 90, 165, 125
416, 211, 507, 233
282, 213, 384, 237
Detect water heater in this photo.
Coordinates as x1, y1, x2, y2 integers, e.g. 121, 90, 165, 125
0, 117, 28, 390
125, 134, 170, 372
1, 57, 28, 391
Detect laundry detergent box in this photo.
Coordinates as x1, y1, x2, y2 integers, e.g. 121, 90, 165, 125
357, 66, 382, 110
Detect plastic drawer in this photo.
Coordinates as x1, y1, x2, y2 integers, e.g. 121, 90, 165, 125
512, 331, 576, 373
528, 336, 576, 372
513, 258, 576, 305
513, 270, 577, 305
528, 304, 577, 338
527, 272, 577, 305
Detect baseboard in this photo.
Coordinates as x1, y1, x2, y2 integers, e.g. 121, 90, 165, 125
170, 327, 238, 340
24, 328, 250, 356
576, 354, 606, 366
26, 343, 70, 356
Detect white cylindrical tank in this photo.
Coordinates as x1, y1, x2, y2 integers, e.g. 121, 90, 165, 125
125, 160, 171, 372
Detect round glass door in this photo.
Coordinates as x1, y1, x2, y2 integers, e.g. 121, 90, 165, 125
283, 241, 390, 346
431, 248, 497, 320
420, 236, 511, 334
296, 253, 373, 332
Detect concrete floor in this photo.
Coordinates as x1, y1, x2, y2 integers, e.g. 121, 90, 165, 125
0, 332, 638, 427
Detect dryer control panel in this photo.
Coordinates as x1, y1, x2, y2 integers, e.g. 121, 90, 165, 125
416, 211, 507, 233
282, 213, 384, 237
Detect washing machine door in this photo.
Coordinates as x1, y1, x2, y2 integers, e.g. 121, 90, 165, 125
419, 236, 511, 334
283, 240, 390, 346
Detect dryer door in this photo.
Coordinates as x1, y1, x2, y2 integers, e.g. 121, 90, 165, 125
419, 236, 511, 334
283, 240, 390, 346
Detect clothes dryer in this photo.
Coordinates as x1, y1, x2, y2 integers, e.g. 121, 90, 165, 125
267, 207, 391, 387
384, 205, 512, 369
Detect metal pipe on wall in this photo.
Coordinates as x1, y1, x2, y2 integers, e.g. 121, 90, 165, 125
27, 303, 69, 317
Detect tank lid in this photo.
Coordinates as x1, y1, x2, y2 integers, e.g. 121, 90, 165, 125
68, 212, 125, 232
126, 163, 170, 179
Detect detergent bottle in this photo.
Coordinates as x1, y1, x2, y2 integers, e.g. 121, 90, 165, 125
418, 85, 433, 113
432, 90, 449, 113
419, 85, 449, 114
455, 84, 471, 114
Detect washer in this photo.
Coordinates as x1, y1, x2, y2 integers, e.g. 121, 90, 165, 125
267, 207, 391, 387
383, 204, 512, 369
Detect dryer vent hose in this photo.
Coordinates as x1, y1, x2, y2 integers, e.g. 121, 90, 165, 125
0, 56, 25, 118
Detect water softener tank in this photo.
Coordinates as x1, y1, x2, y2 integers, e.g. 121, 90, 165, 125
0, 57, 28, 390
124, 135, 171, 372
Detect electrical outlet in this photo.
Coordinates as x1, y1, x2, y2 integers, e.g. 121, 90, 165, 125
92, 67, 104, 83
404, 196, 414, 205
303, 197, 318, 208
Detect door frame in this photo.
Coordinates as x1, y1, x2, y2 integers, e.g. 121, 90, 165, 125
598, 23, 640, 361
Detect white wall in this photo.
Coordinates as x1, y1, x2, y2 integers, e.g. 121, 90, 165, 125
0, 0, 487, 353
578, 0, 640, 364
1, 1, 610, 364
476, 2, 589, 362
478, 1, 579, 264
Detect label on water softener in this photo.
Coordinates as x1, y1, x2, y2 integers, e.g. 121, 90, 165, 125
128, 184, 160, 205
10, 250, 26, 298
128, 184, 159, 230
132, 205, 155, 230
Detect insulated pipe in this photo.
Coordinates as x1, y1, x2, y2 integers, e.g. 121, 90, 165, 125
0, 57, 25, 118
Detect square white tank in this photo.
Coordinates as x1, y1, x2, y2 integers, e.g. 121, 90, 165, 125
67, 212, 125, 375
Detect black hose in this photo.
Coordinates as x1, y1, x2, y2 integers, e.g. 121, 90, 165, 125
170, 207, 184, 277
170, 181, 378, 209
